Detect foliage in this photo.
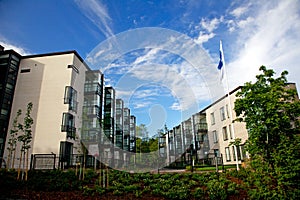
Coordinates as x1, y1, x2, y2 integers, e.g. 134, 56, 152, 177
6, 109, 21, 169
17, 102, 34, 154
229, 138, 241, 147
136, 124, 148, 138
17, 102, 34, 181
0, 168, 257, 199
235, 66, 300, 198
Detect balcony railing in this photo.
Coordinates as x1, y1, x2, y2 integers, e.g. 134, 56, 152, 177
195, 123, 208, 132
61, 125, 76, 139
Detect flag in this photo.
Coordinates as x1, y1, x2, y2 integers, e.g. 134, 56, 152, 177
217, 40, 224, 80
217, 41, 223, 70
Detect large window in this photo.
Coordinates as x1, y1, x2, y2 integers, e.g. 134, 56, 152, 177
64, 86, 77, 112
59, 141, 73, 166
222, 126, 228, 141
225, 147, 231, 161
213, 130, 218, 143
220, 106, 226, 121
61, 113, 76, 139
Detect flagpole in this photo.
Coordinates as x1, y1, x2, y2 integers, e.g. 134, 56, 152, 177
219, 40, 240, 171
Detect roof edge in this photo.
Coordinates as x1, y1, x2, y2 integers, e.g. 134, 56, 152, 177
22, 50, 91, 70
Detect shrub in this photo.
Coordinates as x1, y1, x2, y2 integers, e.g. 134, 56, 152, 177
206, 179, 227, 200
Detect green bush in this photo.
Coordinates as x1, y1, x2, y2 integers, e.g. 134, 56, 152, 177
206, 178, 227, 200
193, 187, 206, 199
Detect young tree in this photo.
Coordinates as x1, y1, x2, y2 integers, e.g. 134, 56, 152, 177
235, 66, 300, 197
6, 109, 22, 169
17, 102, 33, 181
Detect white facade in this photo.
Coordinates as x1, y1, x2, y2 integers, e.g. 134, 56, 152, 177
203, 87, 248, 165
4, 51, 89, 166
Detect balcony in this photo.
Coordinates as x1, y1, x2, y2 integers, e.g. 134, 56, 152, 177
195, 123, 208, 133
61, 125, 76, 139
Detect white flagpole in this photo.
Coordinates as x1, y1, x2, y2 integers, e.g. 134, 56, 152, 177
219, 40, 240, 170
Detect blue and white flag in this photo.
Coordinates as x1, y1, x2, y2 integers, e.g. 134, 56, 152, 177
217, 40, 224, 80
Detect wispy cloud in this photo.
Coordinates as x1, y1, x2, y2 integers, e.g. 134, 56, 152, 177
0, 38, 30, 55
75, 0, 114, 38
225, 0, 300, 91
87, 27, 223, 121
194, 17, 223, 44
230, 5, 249, 18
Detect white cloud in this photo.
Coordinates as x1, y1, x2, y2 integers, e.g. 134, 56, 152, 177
230, 6, 248, 18
194, 16, 223, 44
75, 0, 114, 38
0, 39, 30, 55
236, 16, 254, 28
170, 102, 181, 111
133, 101, 153, 109
200, 17, 222, 33
226, 0, 300, 93
90, 27, 223, 117
194, 31, 215, 44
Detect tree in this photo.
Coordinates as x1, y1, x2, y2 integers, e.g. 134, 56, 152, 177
6, 109, 21, 169
136, 124, 148, 139
17, 102, 33, 181
234, 66, 300, 197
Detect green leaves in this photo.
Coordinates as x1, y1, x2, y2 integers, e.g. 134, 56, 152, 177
234, 66, 300, 198
17, 102, 34, 152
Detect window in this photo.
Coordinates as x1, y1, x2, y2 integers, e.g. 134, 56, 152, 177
225, 147, 231, 161
20, 69, 30, 73
222, 126, 228, 141
229, 125, 233, 139
59, 141, 73, 165
84, 82, 101, 94
213, 130, 218, 143
220, 106, 226, 121
232, 146, 236, 161
226, 104, 230, 118
210, 112, 215, 125
240, 144, 246, 160
232, 145, 242, 161
61, 113, 76, 139
214, 149, 220, 157
64, 86, 78, 112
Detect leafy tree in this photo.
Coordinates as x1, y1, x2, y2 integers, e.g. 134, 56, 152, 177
17, 102, 34, 181
149, 138, 158, 152
6, 109, 21, 169
234, 66, 300, 198
136, 124, 148, 139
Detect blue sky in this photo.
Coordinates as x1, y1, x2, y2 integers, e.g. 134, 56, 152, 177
1, 0, 300, 137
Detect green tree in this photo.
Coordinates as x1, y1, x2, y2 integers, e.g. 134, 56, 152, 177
17, 102, 34, 181
6, 109, 22, 169
136, 124, 148, 139
234, 66, 300, 198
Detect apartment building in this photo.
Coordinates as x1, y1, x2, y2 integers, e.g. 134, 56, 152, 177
163, 86, 249, 166
0, 43, 144, 170
3, 51, 96, 168
204, 86, 248, 165
102, 88, 137, 167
